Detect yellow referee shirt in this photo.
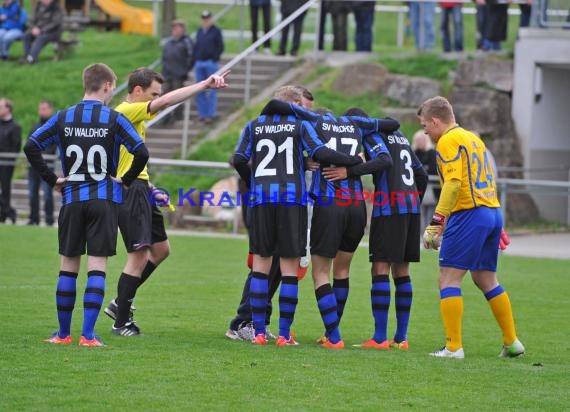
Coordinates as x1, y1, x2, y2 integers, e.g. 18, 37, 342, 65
115, 101, 156, 181
436, 125, 500, 213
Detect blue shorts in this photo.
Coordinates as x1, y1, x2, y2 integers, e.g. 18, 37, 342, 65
439, 207, 502, 272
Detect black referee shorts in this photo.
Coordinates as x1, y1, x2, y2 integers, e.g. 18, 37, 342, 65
310, 199, 366, 258
58, 199, 119, 257
249, 203, 307, 258
118, 179, 168, 253
369, 213, 421, 263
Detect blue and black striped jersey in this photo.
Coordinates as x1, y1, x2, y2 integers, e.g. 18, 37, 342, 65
234, 114, 326, 206
29, 100, 144, 205
372, 131, 424, 217
310, 114, 390, 200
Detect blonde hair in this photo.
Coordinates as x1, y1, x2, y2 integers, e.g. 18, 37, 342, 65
417, 96, 455, 124
273, 85, 303, 104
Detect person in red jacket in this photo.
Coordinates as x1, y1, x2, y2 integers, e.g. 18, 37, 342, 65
439, 1, 463, 52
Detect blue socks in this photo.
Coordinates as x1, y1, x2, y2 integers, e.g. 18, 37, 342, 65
394, 276, 413, 343
371, 274, 390, 343
278, 276, 298, 340
315, 283, 341, 344
333, 278, 349, 322
81, 271, 106, 340
250, 271, 268, 336
55, 271, 78, 338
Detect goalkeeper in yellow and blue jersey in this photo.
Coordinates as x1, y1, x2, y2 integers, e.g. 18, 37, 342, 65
417, 96, 524, 359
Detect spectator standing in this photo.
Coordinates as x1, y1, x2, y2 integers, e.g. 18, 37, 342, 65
483, 0, 508, 51
352, 1, 376, 52
474, 0, 487, 50
0, 0, 26, 60
28, 100, 55, 226
329, 0, 351, 51
161, 20, 194, 123
408, 1, 436, 51
0, 97, 21, 224
250, 0, 272, 53
519, 0, 532, 28
317, 0, 330, 50
194, 10, 224, 124
278, 0, 307, 56
440, 1, 463, 52
20, 0, 63, 64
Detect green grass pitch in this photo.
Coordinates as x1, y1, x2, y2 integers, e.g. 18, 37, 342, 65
0, 225, 568, 410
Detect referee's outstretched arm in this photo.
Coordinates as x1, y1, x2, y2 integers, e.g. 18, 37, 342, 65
148, 71, 230, 114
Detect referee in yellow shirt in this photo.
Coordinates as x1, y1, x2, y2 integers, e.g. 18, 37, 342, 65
105, 67, 228, 336
417, 96, 524, 359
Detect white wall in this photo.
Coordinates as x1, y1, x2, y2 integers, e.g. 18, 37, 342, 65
512, 29, 570, 224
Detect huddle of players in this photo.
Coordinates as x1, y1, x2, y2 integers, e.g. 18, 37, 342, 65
232, 85, 427, 348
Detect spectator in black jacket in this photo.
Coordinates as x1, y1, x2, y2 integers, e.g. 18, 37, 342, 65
194, 10, 224, 124
277, 0, 307, 56
329, 0, 351, 50
353, 1, 376, 51
412, 129, 439, 229
162, 20, 194, 123
20, 0, 63, 64
28, 100, 55, 226
250, 0, 272, 53
0, 97, 21, 223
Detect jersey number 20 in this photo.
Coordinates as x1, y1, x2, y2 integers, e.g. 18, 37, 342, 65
66, 144, 108, 182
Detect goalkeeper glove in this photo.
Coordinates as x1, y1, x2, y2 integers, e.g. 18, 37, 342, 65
499, 228, 510, 250
423, 213, 446, 250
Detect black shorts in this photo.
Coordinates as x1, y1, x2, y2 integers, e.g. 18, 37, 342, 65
249, 203, 307, 258
119, 179, 168, 253
310, 200, 366, 258
58, 200, 119, 257
369, 214, 421, 263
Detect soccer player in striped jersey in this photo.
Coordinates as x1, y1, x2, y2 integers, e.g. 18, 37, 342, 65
104, 68, 229, 336
418, 96, 524, 359
24, 63, 149, 347
327, 108, 428, 350
233, 86, 364, 346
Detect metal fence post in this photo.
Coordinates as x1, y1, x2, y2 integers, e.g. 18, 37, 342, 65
397, 8, 404, 48
244, 53, 252, 104
500, 181, 508, 225
181, 99, 191, 159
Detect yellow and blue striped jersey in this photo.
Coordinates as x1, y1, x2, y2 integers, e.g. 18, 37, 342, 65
115, 101, 156, 181
436, 125, 500, 213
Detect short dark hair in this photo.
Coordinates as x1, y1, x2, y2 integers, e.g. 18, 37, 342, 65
343, 107, 369, 118
83, 63, 117, 93
39, 99, 54, 108
127, 68, 164, 94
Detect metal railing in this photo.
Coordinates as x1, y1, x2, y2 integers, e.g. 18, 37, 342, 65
145, 0, 318, 129
7, 151, 570, 230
